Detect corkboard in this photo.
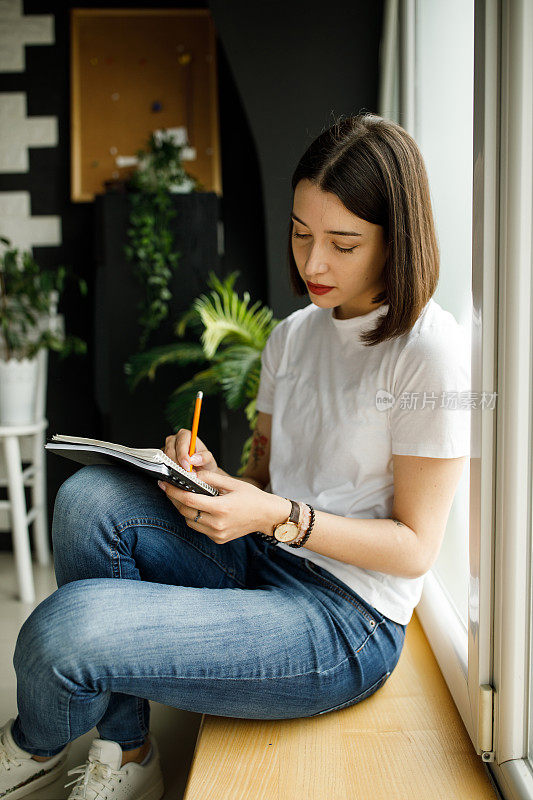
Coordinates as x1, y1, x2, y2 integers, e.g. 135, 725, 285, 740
70, 9, 221, 202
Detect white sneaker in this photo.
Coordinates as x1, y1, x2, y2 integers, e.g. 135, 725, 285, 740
64, 735, 164, 800
0, 717, 70, 799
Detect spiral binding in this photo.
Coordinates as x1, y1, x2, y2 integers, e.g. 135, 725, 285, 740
155, 451, 219, 496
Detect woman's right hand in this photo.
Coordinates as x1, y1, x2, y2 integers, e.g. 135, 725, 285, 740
163, 429, 219, 474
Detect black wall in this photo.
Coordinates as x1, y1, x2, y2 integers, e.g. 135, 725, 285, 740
0, 0, 383, 549
208, 0, 384, 318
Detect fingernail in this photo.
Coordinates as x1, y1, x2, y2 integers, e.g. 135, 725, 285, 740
190, 454, 202, 465
157, 480, 166, 490
180, 459, 190, 470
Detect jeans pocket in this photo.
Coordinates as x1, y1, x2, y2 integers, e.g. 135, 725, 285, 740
309, 670, 391, 716
303, 560, 383, 628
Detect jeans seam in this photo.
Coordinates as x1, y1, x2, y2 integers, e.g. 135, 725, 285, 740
66, 677, 72, 743
114, 733, 149, 747
308, 668, 391, 716
86, 623, 386, 684
136, 697, 146, 735
111, 533, 121, 579
301, 562, 381, 626
112, 517, 246, 587
271, 549, 381, 625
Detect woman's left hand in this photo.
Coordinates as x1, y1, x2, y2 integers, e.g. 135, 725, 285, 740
157, 469, 283, 543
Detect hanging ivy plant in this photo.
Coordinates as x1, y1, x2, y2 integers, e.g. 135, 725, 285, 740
124, 188, 179, 351
124, 130, 203, 350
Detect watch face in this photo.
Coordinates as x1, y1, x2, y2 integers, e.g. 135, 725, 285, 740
275, 522, 300, 543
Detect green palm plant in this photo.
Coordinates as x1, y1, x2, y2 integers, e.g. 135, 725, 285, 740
124, 271, 280, 474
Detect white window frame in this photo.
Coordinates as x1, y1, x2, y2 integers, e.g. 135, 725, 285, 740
380, 2, 533, 796
490, 0, 533, 797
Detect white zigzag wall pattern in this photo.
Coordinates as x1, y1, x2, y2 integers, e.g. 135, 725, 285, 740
0, 0, 54, 72
0, 93, 57, 172
0, 0, 60, 251
0, 191, 61, 251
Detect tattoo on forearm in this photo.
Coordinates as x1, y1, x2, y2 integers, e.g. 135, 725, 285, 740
392, 518, 405, 527
251, 428, 268, 469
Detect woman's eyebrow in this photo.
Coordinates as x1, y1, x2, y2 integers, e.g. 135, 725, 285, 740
290, 212, 362, 236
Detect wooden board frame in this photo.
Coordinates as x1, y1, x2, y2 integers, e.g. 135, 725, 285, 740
70, 8, 221, 202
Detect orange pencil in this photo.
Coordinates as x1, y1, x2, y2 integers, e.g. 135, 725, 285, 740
187, 391, 203, 471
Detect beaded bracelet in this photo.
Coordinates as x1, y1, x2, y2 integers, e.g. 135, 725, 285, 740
254, 499, 312, 547
254, 529, 279, 545
288, 504, 315, 548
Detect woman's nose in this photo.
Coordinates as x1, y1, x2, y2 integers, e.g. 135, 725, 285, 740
304, 263, 330, 281
303, 243, 330, 277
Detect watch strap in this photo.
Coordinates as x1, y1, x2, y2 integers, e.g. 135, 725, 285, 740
286, 499, 300, 525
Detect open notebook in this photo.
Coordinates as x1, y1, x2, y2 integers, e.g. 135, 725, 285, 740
45, 434, 219, 497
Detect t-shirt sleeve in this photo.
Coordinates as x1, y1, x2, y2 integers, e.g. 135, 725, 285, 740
255, 321, 286, 414
389, 325, 471, 458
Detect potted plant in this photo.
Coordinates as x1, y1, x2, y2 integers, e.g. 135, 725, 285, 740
124, 271, 279, 474
129, 128, 202, 196
0, 237, 88, 426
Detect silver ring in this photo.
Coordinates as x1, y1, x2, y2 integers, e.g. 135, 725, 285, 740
194, 510, 201, 522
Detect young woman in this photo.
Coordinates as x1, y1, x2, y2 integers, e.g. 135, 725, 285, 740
0, 113, 470, 800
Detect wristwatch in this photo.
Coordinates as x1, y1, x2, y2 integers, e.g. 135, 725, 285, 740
272, 499, 302, 544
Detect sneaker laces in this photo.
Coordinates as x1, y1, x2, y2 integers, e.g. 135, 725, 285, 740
64, 759, 123, 799
0, 730, 22, 771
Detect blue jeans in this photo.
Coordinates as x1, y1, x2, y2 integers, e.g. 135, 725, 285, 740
11, 464, 406, 757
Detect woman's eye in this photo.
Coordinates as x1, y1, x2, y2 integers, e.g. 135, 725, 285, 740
292, 231, 357, 254
333, 243, 357, 254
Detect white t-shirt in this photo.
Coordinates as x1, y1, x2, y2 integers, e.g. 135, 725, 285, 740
255, 297, 471, 625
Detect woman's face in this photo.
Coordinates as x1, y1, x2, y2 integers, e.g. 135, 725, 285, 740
291, 179, 388, 319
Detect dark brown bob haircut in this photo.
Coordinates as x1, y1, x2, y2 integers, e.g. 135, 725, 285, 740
288, 112, 439, 346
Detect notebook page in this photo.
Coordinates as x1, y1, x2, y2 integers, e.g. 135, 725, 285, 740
52, 434, 166, 463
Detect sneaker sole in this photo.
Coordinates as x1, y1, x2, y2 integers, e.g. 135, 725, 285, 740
2, 750, 69, 800
135, 775, 165, 800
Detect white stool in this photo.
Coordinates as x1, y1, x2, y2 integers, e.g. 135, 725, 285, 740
0, 347, 51, 603
0, 419, 50, 603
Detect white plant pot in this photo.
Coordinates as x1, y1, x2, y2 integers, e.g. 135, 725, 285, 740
0, 357, 39, 426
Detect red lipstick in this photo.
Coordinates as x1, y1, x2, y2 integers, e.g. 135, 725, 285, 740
307, 281, 334, 295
